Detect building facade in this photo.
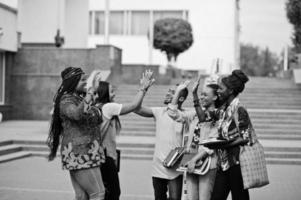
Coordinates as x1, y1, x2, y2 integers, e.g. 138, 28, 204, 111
17, 0, 240, 74
0, 2, 18, 118
17, 0, 89, 48
88, 0, 240, 73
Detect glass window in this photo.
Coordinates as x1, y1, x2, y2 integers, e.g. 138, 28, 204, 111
89, 11, 92, 35
110, 11, 124, 35
95, 11, 105, 35
153, 10, 183, 23
0, 53, 4, 104
131, 11, 150, 35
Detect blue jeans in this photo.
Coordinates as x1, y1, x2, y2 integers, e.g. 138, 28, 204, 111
70, 167, 105, 200
152, 175, 183, 200
186, 169, 217, 200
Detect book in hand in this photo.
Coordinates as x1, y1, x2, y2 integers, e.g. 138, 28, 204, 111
176, 153, 211, 175
163, 147, 186, 168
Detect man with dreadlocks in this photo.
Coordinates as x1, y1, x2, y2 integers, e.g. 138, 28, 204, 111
47, 67, 105, 200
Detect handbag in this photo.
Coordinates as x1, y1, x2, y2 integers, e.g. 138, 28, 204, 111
233, 107, 269, 189
163, 147, 186, 168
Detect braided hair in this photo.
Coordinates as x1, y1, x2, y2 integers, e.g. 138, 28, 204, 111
47, 67, 84, 161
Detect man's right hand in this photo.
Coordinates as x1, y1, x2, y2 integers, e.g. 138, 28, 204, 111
192, 75, 202, 94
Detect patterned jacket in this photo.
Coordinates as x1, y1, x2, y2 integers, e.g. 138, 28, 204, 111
59, 93, 104, 170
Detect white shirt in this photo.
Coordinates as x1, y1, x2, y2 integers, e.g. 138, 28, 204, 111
151, 107, 186, 180
99, 103, 122, 160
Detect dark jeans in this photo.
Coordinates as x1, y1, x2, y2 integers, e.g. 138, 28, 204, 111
100, 156, 121, 200
210, 165, 249, 200
152, 175, 183, 200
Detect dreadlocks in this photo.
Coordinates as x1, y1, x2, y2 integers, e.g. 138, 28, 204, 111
47, 67, 84, 161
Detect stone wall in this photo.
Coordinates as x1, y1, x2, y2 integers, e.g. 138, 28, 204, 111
9, 45, 121, 120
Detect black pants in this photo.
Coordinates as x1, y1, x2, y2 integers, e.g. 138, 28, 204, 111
210, 165, 249, 200
152, 175, 183, 200
100, 156, 121, 200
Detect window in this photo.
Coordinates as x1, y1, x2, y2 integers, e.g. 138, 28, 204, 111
0, 53, 5, 104
95, 11, 105, 35
89, 12, 93, 35
131, 11, 150, 35
110, 11, 124, 35
90, 10, 189, 36
153, 10, 183, 22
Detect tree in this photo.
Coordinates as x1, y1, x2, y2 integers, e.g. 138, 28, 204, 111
240, 44, 280, 76
286, 0, 301, 53
153, 18, 193, 66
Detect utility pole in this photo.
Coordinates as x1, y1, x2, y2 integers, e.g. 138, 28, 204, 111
104, 0, 110, 44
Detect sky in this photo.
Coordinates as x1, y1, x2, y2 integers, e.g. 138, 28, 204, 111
0, 0, 293, 54
240, 0, 292, 54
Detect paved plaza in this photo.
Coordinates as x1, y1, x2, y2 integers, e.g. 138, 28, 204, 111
0, 155, 301, 200
0, 121, 301, 200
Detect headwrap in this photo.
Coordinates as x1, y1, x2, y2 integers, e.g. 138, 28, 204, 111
221, 70, 249, 95
54, 67, 84, 101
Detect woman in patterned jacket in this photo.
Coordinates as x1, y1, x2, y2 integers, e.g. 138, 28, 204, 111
47, 67, 105, 200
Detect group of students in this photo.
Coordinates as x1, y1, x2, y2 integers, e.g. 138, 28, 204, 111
47, 66, 253, 200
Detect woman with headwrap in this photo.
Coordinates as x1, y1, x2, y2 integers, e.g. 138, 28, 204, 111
209, 69, 252, 200
47, 67, 105, 200
92, 70, 155, 200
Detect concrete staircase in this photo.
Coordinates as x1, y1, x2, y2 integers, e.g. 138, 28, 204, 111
0, 77, 301, 165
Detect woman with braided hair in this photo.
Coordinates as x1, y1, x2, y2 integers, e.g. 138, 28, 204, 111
47, 67, 105, 200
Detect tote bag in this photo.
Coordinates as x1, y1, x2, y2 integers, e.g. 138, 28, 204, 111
234, 107, 269, 189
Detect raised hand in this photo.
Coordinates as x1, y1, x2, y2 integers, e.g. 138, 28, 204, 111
86, 70, 102, 92
192, 75, 202, 94
140, 69, 155, 91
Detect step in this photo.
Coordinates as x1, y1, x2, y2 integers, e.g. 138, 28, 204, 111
0, 140, 13, 147
121, 154, 153, 161
264, 146, 301, 152
0, 144, 23, 156
0, 151, 31, 163
266, 158, 301, 165
265, 151, 301, 159
256, 130, 301, 135
258, 135, 301, 141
